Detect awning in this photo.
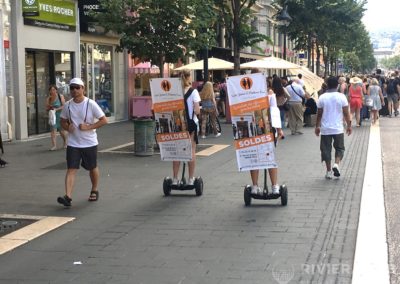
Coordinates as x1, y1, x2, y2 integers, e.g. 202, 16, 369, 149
129, 62, 160, 74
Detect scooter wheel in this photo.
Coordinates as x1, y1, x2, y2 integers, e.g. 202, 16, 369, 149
244, 185, 252, 206
280, 184, 288, 206
194, 177, 203, 196
163, 177, 172, 196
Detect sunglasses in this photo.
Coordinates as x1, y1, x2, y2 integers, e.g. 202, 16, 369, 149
69, 85, 81, 90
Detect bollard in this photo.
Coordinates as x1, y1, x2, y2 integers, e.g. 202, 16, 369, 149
133, 119, 155, 156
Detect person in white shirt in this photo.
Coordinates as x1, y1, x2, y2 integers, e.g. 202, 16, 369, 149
172, 70, 201, 186
286, 79, 309, 135
315, 76, 352, 179
57, 78, 108, 207
250, 89, 284, 195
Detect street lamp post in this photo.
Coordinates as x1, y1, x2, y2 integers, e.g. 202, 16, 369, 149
277, 2, 292, 77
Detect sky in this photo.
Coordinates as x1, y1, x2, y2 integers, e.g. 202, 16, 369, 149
362, 0, 400, 32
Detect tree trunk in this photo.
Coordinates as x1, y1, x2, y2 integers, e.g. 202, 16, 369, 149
307, 35, 311, 69
316, 42, 321, 76
158, 55, 165, 78
232, 0, 241, 75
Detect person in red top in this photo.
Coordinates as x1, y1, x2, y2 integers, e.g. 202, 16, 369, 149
348, 77, 364, 127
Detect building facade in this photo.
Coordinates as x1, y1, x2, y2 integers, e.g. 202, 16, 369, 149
8, 0, 127, 141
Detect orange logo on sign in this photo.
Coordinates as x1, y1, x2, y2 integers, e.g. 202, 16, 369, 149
161, 80, 172, 92
240, 77, 253, 90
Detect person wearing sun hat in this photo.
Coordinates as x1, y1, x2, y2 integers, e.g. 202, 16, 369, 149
348, 76, 363, 127
57, 77, 108, 207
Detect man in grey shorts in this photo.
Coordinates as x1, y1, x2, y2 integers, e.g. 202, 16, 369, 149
315, 77, 352, 179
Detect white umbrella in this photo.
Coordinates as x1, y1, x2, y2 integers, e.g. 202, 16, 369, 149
240, 56, 300, 70
174, 57, 233, 71
288, 66, 324, 95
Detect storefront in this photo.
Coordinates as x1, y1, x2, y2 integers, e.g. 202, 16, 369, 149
79, 0, 128, 122
11, 0, 80, 139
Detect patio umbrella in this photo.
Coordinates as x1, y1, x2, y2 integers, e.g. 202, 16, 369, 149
240, 56, 300, 70
288, 66, 324, 95
174, 57, 233, 71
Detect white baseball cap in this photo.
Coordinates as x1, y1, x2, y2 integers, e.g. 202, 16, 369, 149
69, 78, 85, 86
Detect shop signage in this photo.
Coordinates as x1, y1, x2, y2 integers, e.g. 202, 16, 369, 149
78, 0, 105, 34
22, 0, 40, 17
23, 0, 76, 32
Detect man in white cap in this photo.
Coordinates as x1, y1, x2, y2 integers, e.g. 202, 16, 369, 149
57, 78, 108, 207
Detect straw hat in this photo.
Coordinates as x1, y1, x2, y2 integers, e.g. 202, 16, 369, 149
349, 77, 362, 84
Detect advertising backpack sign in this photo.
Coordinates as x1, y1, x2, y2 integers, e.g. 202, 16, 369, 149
150, 78, 192, 161
227, 73, 277, 171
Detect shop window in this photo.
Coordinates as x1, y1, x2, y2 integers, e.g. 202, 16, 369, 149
81, 43, 113, 117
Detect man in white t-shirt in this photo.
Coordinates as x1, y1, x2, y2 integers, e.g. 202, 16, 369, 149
57, 78, 108, 207
315, 76, 352, 179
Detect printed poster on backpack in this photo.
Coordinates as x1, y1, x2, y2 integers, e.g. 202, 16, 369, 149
150, 78, 192, 161
227, 73, 277, 171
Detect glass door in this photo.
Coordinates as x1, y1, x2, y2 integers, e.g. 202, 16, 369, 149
81, 43, 113, 117
25, 51, 73, 136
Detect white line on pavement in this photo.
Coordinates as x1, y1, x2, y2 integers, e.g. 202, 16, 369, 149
352, 121, 390, 283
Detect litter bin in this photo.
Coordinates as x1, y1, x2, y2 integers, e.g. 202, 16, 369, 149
133, 119, 155, 156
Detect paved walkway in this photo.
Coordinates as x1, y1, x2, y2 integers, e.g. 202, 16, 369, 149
0, 118, 394, 283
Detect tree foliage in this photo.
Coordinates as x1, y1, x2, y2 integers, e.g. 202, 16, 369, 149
95, 0, 217, 77
214, 0, 271, 74
273, 0, 375, 75
381, 56, 400, 70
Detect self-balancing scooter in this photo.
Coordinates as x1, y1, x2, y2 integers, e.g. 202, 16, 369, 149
163, 163, 203, 196
243, 169, 288, 206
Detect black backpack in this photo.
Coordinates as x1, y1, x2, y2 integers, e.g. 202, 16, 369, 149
387, 79, 397, 95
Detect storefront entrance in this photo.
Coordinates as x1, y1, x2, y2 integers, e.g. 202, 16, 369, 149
80, 43, 113, 117
25, 50, 73, 136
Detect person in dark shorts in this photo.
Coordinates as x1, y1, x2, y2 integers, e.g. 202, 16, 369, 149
57, 78, 108, 207
315, 77, 352, 179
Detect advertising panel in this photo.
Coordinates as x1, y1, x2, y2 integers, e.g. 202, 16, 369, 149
150, 78, 192, 161
227, 73, 277, 171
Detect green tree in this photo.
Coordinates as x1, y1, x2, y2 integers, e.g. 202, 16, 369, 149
381, 55, 400, 70
95, 0, 217, 77
214, 0, 271, 74
343, 51, 361, 75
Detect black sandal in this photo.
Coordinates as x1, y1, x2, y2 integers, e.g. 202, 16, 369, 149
0, 158, 8, 167
57, 195, 72, 207
88, 191, 99, 202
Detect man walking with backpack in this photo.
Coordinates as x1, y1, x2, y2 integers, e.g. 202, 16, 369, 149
386, 73, 399, 117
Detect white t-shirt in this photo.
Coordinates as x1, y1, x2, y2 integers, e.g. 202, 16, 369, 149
286, 82, 305, 103
317, 91, 349, 135
60, 97, 105, 147
186, 88, 201, 123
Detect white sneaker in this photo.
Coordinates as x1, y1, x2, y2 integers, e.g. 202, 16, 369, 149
172, 178, 179, 185
332, 163, 340, 177
188, 177, 195, 186
272, 185, 280, 195
215, 133, 221, 138
325, 171, 333, 179
201, 135, 206, 139
251, 185, 261, 194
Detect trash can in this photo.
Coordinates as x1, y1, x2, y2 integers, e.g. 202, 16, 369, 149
133, 119, 155, 156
